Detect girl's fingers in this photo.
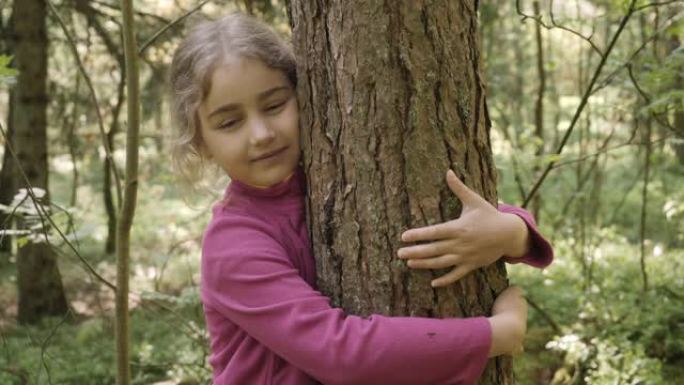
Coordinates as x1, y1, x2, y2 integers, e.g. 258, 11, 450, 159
431, 265, 471, 287
398, 240, 454, 259
406, 254, 460, 270
446, 170, 476, 206
401, 222, 457, 242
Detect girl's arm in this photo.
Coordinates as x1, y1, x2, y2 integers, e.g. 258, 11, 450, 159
202, 214, 521, 385
398, 170, 553, 287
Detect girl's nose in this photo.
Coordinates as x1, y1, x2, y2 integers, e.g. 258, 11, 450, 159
249, 118, 276, 147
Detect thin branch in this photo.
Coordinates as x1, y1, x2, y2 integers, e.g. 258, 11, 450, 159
625, 62, 678, 134
39, 309, 72, 385
0, 194, 30, 245
138, 0, 213, 55
117, 0, 141, 382
635, 0, 684, 12
550, 135, 671, 169
490, 104, 528, 201
516, 0, 603, 56
591, 10, 682, 95
522, 0, 639, 208
659, 285, 683, 300
0, 122, 116, 291
606, 167, 644, 226
46, 0, 123, 206
549, 129, 616, 236
526, 294, 561, 334
90, 0, 172, 24
639, 120, 652, 292
0, 367, 29, 385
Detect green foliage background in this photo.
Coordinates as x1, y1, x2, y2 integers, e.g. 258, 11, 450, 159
0, 0, 682, 384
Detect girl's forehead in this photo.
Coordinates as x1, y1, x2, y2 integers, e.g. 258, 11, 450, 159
202, 57, 291, 110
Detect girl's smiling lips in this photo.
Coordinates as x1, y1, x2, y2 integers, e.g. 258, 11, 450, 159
252, 146, 288, 162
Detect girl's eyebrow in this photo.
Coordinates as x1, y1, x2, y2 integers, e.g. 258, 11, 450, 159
207, 86, 291, 119
257, 85, 291, 101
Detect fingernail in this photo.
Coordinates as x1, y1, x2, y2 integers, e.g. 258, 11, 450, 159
430, 281, 437, 287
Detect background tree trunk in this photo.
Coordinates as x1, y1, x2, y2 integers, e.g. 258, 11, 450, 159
12, 0, 68, 324
0, 7, 15, 254
0, 93, 15, 253
288, 1, 512, 383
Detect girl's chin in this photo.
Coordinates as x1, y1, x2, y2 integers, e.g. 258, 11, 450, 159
242, 166, 298, 189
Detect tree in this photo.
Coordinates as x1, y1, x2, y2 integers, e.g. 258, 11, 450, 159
11, 0, 69, 324
0, 3, 15, 253
115, 0, 141, 383
288, 1, 512, 383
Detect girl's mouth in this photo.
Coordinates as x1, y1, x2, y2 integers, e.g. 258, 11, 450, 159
252, 146, 288, 162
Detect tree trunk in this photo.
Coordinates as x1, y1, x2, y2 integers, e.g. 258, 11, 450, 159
0, 10, 15, 254
288, 1, 512, 383
0, 92, 16, 253
12, 0, 68, 324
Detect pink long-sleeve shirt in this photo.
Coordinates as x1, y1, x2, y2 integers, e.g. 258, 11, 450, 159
200, 169, 553, 385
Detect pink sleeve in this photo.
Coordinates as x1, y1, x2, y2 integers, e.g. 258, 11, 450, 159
497, 204, 554, 268
201, 215, 491, 385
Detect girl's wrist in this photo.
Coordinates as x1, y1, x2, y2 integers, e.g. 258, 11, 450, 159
487, 313, 525, 357
487, 314, 513, 357
500, 212, 531, 258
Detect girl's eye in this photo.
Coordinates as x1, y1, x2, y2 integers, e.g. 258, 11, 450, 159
265, 100, 287, 113
218, 119, 240, 130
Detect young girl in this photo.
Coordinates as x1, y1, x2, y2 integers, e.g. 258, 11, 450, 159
169, 14, 553, 385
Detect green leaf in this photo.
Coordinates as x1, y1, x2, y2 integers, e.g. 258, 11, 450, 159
0, 55, 17, 84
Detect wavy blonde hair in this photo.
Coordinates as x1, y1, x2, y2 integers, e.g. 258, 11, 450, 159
169, 13, 297, 186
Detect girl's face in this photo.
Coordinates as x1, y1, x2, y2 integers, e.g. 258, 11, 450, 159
197, 57, 300, 188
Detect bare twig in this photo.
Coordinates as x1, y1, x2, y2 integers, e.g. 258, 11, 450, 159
591, 10, 682, 95
0, 123, 116, 291
0, 194, 30, 245
532, 1, 546, 220
490, 104, 529, 201
626, 62, 678, 132
551, 135, 671, 169
46, 0, 123, 205
90, 0, 172, 24
138, 0, 213, 55
516, 0, 603, 56
639, 120, 652, 292
38, 309, 72, 385
522, 0, 639, 208
0, 367, 29, 385
526, 294, 561, 334
635, 0, 684, 12
606, 166, 645, 226
549, 128, 616, 236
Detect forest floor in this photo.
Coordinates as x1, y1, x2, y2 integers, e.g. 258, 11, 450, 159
1, 238, 683, 385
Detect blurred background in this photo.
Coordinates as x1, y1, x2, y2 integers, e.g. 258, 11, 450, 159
0, 0, 681, 384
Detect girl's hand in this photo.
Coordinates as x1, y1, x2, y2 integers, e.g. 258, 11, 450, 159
397, 170, 530, 287
487, 285, 527, 357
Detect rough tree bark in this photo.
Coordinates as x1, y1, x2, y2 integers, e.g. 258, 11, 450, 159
288, 1, 513, 383
12, 0, 69, 324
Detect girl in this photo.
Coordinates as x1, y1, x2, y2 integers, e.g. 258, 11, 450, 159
169, 14, 553, 385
